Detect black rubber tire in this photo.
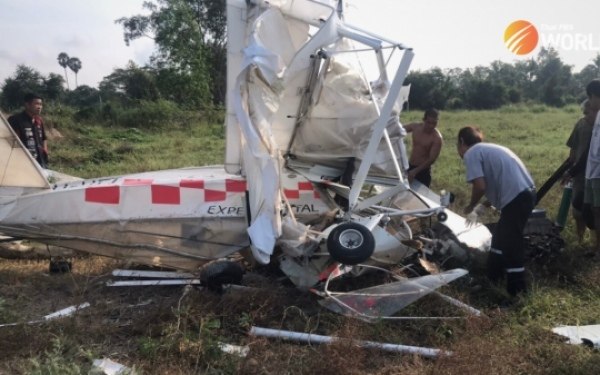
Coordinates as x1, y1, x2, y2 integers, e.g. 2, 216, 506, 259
200, 261, 244, 292
437, 211, 448, 222
327, 222, 375, 265
49, 259, 72, 274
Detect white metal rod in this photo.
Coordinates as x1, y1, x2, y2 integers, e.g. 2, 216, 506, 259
112, 269, 195, 279
348, 50, 414, 211
107, 279, 201, 286
250, 326, 450, 357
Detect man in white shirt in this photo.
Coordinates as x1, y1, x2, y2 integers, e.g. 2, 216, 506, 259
582, 79, 600, 257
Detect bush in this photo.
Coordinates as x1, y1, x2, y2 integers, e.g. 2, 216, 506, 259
118, 99, 181, 128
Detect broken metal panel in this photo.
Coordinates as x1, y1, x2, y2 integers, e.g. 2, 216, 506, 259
552, 325, 600, 348
319, 268, 468, 319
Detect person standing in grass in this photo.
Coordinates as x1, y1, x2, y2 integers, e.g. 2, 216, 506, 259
7, 93, 48, 168
457, 126, 535, 296
404, 108, 442, 187
580, 79, 600, 258
564, 99, 596, 243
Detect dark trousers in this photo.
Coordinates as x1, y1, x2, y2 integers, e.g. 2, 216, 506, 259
408, 164, 432, 187
487, 189, 535, 295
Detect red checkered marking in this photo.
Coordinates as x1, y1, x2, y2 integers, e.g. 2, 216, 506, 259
123, 178, 153, 186
85, 186, 120, 204
151, 185, 180, 204
284, 181, 320, 200
180, 179, 204, 189
85, 178, 248, 205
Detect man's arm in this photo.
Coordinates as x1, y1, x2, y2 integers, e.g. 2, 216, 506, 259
465, 177, 486, 214
404, 122, 417, 133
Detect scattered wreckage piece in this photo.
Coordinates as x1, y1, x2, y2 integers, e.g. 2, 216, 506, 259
111, 269, 195, 279
106, 266, 254, 292
0, 303, 90, 328
107, 279, 202, 287
249, 326, 451, 358
316, 267, 479, 321
217, 342, 250, 358
552, 325, 600, 349
91, 358, 135, 375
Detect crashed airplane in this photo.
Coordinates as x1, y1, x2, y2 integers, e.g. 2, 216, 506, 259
0, 0, 491, 317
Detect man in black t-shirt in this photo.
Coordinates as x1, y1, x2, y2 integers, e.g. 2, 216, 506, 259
8, 93, 48, 168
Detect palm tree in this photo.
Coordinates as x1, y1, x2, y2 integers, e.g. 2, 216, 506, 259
57, 52, 70, 90
67, 57, 82, 88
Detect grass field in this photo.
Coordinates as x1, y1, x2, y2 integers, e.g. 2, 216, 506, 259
1, 105, 599, 374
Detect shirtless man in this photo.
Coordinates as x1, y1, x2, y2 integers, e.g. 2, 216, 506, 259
404, 108, 442, 187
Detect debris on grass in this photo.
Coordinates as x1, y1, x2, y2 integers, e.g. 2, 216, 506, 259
249, 326, 452, 357
552, 324, 600, 349
91, 358, 134, 375
0, 302, 90, 328
217, 342, 250, 357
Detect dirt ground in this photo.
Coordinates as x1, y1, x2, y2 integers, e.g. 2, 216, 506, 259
1, 245, 599, 374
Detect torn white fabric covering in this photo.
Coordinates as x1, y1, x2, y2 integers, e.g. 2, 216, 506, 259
552, 325, 600, 347
233, 5, 340, 263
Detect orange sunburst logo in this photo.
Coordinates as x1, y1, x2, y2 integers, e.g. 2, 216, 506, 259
504, 20, 539, 55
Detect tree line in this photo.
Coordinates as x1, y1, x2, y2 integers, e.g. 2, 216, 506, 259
406, 48, 600, 110
1, 0, 599, 122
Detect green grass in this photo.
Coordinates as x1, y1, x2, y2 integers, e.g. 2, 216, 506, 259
1, 105, 599, 374
47, 119, 226, 178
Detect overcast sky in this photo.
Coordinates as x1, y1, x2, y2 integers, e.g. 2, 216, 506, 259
0, 0, 154, 88
0, 0, 598, 89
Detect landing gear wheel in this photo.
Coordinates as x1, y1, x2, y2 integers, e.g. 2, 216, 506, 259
327, 222, 375, 265
437, 211, 448, 222
200, 261, 244, 292
49, 258, 72, 274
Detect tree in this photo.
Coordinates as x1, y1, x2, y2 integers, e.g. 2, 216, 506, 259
43, 73, 66, 102
99, 62, 159, 102
116, 0, 226, 106
57, 52, 70, 90
67, 57, 82, 88
405, 68, 456, 109
574, 53, 600, 100
532, 47, 574, 106
0, 65, 45, 110
65, 85, 100, 108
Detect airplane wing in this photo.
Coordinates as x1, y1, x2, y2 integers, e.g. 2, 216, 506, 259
0, 112, 50, 189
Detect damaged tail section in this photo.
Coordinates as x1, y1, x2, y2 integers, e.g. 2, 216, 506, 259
0, 112, 50, 193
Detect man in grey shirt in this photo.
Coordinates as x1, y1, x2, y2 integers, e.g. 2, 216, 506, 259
457, 126, 535, 297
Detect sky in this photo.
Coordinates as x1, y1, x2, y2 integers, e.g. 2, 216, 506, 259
0, 0, 154, 88
0, 0, 599, 89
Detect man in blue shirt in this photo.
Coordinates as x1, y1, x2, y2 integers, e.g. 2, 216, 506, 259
457, 126, 535, 296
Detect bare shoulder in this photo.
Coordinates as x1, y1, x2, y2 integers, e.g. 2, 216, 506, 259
404, 122, 420, 132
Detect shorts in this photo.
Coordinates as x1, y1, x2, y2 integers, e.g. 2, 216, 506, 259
584, 178, 600, 207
